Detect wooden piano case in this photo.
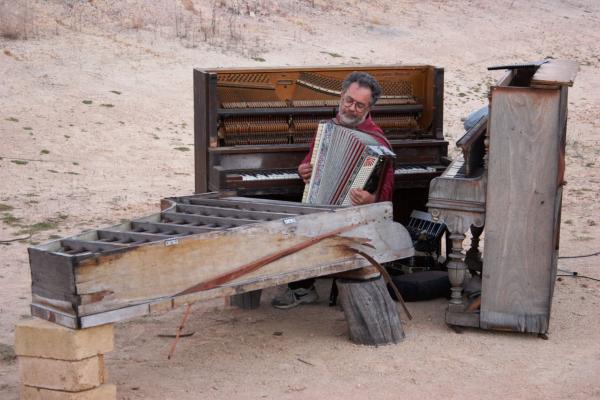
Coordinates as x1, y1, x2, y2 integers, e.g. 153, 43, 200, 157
193, 65, 448, 223
428, 59, 578, 334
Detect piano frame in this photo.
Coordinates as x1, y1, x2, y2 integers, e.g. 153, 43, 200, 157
428, 59, 578, 334
193, 65, 448, 223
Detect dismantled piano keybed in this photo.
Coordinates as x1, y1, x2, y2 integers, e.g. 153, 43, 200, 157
29, 194, 413, 329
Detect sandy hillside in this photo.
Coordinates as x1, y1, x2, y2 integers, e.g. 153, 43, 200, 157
1, 0, 599, 399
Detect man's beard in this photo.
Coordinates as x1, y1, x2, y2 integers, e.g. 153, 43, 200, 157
338, 103, 366, 127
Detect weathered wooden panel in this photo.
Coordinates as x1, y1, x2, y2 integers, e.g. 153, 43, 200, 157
29, 194, 413, 328
531, 59, 578, 87
28, 248, 78, 304
73, 202, 412, 316
481, 86, 561, 333
194, 69, 214, 193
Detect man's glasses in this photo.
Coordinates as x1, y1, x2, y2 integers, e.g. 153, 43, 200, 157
342, 95, 369, 112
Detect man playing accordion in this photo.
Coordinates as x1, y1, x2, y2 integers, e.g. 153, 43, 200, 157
272, 71, 394, 309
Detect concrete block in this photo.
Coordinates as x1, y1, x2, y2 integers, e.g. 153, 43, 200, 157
15, 318, 113, 360
21, 384, 116, 400
19, 355, 105, 392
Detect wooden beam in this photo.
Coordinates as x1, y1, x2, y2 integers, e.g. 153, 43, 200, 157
97, 230, 172, 243
180, 196, 336, 214
531, 59, 578, 87
176, 203, 293, 220
73, 203, 412, 317
61, 239, 129, 254
161, 211, 257, 227
130, 221, 219, 235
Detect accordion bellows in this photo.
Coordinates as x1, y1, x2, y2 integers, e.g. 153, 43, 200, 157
302, 121, 395, 205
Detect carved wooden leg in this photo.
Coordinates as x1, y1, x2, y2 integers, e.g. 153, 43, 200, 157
428, 211, 484, 328
465, 225, 484, 274
447, 230, 467, 305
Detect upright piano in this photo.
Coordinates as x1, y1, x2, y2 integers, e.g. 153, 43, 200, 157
427, 59, 578, 334
193, 65, 448, 223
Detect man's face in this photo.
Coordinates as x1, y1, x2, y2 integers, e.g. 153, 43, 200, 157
338, 82, 373, 127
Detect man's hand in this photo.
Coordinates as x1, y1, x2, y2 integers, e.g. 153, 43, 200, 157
298, 163, 313, 183
349, 189, 376, 205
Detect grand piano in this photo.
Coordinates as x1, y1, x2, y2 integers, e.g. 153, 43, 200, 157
427, 59, 578, 334
193, 65, 448, 223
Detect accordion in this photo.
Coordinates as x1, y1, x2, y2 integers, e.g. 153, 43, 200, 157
302, 120, 395, 205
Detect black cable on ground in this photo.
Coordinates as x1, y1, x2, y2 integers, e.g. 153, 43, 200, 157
558, 250, 600, 259
557, 273, 600, 283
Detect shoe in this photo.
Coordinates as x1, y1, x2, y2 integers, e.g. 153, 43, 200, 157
271, 286, 318, 309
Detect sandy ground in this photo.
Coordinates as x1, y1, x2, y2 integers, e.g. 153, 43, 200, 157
1, 0, 600, 399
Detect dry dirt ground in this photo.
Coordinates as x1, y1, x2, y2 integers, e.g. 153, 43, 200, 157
1, 1, 600, 399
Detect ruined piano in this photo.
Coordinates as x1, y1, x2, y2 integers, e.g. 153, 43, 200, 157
29, 193, 413, 328
194, 65, 448, 222
427, 59, 578, 334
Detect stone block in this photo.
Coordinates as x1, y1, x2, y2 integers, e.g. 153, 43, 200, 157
15, 318, 113, 360
19, 355, 105, 392
21, 384, 116, 400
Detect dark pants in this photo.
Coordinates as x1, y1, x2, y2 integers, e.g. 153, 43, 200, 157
289, 278, 315, 290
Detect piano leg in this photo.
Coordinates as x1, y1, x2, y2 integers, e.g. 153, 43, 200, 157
465, 225, 484, 275
439, 214, 483, 306
430, 209, 485, 328
447, 229, 467, 305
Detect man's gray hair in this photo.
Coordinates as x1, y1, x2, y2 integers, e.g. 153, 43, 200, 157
341, 72, 382, 106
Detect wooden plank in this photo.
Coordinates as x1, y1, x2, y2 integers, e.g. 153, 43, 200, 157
31, 303, 79, 329
546, 85, 569, 315
180, 197, 334, 214
31, 293, 78, 316
432, 67, 444, 140
80, 303, 150, 329
217, 104, 423, 117
97, 230, 173, 242
131, 221, 219, 234
61, 239, 130, 253
224, 196, 338, 210
194, 69, 209, 193
28, 248, 78, 304
74, 203, 413, 316
176, 203, 293, 220
77, 258, 361, 327
531, 59, 578, 87
161, 211, 257, 227
481, 86, 560, 333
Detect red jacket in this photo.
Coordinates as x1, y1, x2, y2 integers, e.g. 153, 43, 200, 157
301, 115, 394, 202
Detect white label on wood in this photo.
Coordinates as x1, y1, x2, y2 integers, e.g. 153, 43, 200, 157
164, 238, 179, 246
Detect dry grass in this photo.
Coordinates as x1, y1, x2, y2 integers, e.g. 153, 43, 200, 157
0, 0, 350, 56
